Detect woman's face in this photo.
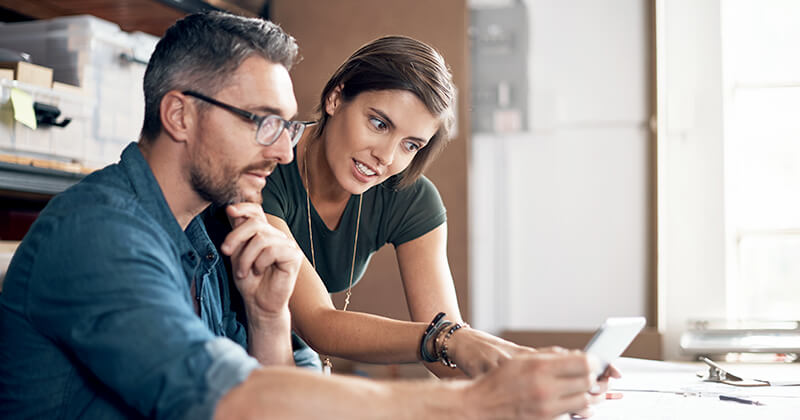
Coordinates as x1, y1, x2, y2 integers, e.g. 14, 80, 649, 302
322, 88, 440, 195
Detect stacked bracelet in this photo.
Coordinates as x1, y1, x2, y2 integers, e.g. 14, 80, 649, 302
420, 312, 447, 362
438, 322, 468, 369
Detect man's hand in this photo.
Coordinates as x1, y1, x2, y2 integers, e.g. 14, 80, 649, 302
221, 203, 302, 324
464, 351, 600, 420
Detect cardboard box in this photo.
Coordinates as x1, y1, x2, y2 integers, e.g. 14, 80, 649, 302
51, 81, 84, 96
0, 68, 13, 81
0, 61, 53, 88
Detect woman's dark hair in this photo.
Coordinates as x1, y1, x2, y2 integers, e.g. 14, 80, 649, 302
313, 36, 456, 189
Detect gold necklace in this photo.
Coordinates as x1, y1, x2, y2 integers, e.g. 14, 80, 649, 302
303, 140, 362, 374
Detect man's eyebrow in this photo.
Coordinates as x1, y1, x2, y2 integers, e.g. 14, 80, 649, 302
251, 105, 297, 119
371, 107, 430, 144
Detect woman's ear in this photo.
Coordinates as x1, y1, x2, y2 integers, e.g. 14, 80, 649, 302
324, 84, 344, 116
160, 91, 194, 143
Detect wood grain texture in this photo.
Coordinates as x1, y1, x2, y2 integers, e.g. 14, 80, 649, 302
502, 328, 664, 360
0, 0, 187, 36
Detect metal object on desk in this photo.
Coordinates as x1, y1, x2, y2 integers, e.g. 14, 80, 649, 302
699, 357, 770, 386
698, 357, 800, 387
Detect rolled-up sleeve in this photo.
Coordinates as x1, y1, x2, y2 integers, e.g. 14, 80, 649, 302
26, 208, 258, 419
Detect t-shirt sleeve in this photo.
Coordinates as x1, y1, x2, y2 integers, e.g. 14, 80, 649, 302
26, 208, 258, 419
261, 164, 292, 220
387, 175, 447, 246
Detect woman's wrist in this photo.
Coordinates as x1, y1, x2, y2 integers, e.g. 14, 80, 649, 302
418, 312, 471, 369
437, 322, 469, 368
420, 312, 448, 362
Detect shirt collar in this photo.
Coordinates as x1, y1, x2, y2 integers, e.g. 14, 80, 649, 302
118, 142, 190, 244
119, 142, 220, 270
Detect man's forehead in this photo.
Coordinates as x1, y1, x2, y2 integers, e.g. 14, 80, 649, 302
220, 56, 297, 118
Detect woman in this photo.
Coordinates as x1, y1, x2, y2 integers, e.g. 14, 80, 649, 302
261, 35, 543, 377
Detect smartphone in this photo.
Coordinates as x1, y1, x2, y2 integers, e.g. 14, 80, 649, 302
584, 317, 646, 376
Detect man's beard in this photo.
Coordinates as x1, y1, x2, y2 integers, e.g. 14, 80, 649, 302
189, 152, 276, 206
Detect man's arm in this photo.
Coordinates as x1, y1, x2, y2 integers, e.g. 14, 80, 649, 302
221, 203, 302, 366
216, 351, 600, 420
28, 210, 258, 418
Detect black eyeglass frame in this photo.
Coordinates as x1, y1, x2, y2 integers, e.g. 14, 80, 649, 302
182, 90, 311, 147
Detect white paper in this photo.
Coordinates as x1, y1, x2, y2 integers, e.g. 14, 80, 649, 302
592, 358, 800, 419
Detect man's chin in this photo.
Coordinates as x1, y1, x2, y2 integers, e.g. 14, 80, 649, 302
226, 190, 262, 205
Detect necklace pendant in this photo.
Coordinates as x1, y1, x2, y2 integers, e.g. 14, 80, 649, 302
323, 357, 333, 375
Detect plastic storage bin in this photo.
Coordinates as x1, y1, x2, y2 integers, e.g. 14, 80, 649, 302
0, 78, 93, 163
0, 15, 158, 168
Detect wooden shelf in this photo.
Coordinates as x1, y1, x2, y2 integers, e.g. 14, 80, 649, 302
0, 160, 84, 196
0, 0, 262, 36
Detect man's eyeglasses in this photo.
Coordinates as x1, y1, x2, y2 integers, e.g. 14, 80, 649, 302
183, 91, 311, 147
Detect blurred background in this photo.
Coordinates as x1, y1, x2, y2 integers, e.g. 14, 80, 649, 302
1, 0, 798, 377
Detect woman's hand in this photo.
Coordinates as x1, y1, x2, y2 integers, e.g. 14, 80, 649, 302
444, 328, 538, 377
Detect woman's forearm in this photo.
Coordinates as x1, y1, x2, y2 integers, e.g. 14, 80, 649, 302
298, 308, 426, 363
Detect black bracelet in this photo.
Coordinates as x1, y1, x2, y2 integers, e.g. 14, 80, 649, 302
420, 312, 447, 362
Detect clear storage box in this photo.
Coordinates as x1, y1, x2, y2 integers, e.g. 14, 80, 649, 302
0, 78, 93, 163
0, 15, 158, 168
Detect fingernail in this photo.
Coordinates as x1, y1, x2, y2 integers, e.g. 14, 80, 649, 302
605, 392, 623, 400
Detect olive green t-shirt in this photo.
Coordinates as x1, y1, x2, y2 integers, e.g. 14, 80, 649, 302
262, 157, 447, 293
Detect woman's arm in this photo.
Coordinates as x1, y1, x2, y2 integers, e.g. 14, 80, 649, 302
396, 223, 538, 377
269, 214, 538, 376
394, 223, 465, 377
267, 214, 430, 364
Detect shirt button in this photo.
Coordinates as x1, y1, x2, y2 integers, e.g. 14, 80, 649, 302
206, 252, 215, 261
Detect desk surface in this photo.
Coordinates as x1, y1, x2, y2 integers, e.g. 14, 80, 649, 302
594, 358, 800, 419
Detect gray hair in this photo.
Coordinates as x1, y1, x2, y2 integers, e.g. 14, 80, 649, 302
140, 11, 299, 141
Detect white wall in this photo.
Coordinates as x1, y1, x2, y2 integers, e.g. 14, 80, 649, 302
656, 0, 800, 359
655, 0, 726, 360
471, 0, 650, 333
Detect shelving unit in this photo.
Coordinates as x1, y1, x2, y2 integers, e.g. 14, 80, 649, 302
0, 160, 83, 196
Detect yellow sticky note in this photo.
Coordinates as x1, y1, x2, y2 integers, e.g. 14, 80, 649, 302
10, 88, 36, 130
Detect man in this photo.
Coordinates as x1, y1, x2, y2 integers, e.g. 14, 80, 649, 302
0, 12, 605, 419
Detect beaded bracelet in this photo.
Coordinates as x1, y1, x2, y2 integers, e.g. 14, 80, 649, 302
423, 319, 452, 362
439, 322, 468, 368
428, 320, 453, 361
419, 312, 447, 362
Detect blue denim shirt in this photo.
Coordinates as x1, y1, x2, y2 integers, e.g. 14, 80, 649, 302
0, 143, 259, 419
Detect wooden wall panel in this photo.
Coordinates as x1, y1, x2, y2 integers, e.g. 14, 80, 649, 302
502, 328, 663, 361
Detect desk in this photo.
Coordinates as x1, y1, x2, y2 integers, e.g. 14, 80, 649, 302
592, 358, 800, 419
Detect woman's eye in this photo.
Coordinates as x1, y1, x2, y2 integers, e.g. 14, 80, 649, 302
369, 117, 387, 131
404, 141, 420, 152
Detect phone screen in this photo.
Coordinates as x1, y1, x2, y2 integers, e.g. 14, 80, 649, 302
584, 317, 646, 375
